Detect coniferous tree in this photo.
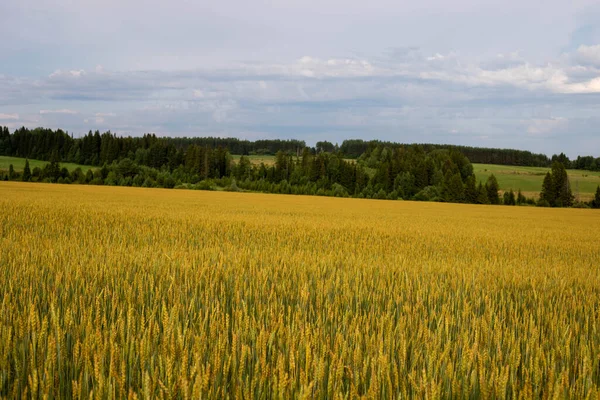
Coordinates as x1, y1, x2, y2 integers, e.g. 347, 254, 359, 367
485, 174, 500, 204
8, 164, 15, 180
22, 159, 31, 182
592, 185, 600, 209
444, 172, 465, 202
464, 175, 478, 204
540, 172, 555, 206
540, 162, 574, 207
551, 162, 573, 207
516, 189, 526, 205
503, 189, 516, 205
476, 182, 489, 204
45, 152, 61, 182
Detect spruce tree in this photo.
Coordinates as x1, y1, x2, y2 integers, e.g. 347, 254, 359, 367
464, 175, 478, 204
476, 182, 489, 204
22, 159, 31, 182
443, 171, 465, 202
8, 164, 15, 180
551, 162, 573, 207
485, 174, 500, 204
540, 162, 574, 207
592, 185, 600, 209
517, 189, 526, 205
503, 189, 516, 205
449, 173, 465, 202
540, 172, 555, 206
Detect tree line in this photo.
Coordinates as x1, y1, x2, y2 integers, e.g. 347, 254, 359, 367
338, 139, 600, 170
1, 126, 599, 208
0, 127, 600, 171
0, 127, 305, 167
3, 127, 599, 171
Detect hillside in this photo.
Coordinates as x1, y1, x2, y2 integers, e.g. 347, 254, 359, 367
473, 163, 600, 201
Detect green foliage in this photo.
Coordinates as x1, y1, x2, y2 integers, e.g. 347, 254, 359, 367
551, 162, 574, 207
503, 189, 516, 205
592, 186, 600, 209
516, 189, 526, 205
476, 183, 490, 204
227, 179, 241, 192
537, 199, 551, 207
316, 141, 335, 153
8, 164, 15, 180
32, 167, 41, 179
117, 158, 138, 178
8, 124, 583, 208
486, 174, 500, 204
464, 175, 478, 204
22, 159, 31, 182
331, 183, 349, 197
540, 162, 574, 207
414, 186, 441, 202
443, 171, 465, 202
540, 172, 555, 205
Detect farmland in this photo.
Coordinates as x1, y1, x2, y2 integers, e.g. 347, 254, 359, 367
1, 182, 599, 398
231, 154, 276, 165
473, 163, 600, 200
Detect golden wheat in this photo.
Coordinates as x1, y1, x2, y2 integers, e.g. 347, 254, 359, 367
0, 182, 599, 399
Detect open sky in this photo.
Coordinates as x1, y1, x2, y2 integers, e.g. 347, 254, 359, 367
1, 0, 600, 157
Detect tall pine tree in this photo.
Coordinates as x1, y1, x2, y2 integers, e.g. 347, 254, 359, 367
22, 159, 31, 182
592, 185, 600, 209
540, 172, 555, 206
551, 162, 573, 207
540, 162, 574, 207
486, 174, 500, 204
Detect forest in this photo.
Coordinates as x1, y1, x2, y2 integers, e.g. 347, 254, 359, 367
1, 126, 599, 208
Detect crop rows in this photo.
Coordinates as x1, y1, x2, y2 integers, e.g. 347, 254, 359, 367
0, 182, 599, 398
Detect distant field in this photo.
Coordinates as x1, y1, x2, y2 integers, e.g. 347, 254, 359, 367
474, 163, 600, 200
231, 154, 276, 165
0, 156, 95, 173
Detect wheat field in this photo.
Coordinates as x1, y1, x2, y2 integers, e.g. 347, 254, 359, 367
0, 182, 599, 399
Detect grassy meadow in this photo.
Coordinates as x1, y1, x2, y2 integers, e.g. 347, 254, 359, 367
473, 163, 600, 200
0, 156, 94, 173
1, 182, 599, 398
231, 154, 276, 165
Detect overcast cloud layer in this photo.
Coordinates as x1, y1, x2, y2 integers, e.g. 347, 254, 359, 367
1, 0, 600, 156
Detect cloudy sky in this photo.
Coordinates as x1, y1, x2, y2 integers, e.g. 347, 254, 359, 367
1, 0, 600, 156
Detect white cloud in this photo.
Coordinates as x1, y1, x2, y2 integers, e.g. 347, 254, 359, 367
574, 44, 600, 66
84, 116, 107, 124
419, 61, 600, 94
0, 113, 19, 120
1, 43, 600, 157
526, 117, 568, 135
49, 70, 86, 79
427, 53, 446, 61
40, 109, 78, 114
